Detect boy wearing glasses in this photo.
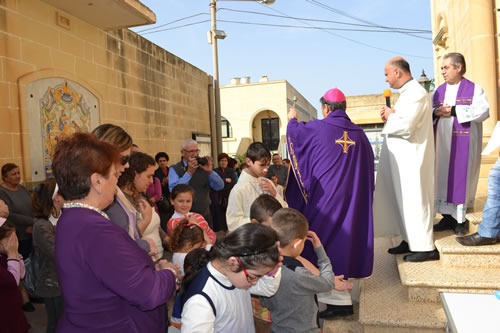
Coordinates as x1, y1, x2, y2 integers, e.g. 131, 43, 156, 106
261, 208, 353, 332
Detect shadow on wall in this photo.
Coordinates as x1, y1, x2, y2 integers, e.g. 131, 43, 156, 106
236, 137, 252, 157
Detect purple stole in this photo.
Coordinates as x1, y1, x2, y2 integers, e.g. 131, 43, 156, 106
433, 78, 475, 204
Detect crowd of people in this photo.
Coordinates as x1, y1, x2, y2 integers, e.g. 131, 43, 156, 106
0, 123, 306, 332
0, 52, 498, 333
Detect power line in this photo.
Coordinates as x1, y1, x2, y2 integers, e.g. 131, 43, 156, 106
304, 0, 430, 40
136, 13, 210, 33
139, 20, 211, 35
136, 10, 428, 37
259, 3, 432, 59
134, 4, 432, 59
139, 17, 429, 37
216, 19, 430, 34
218, 8, 431, 33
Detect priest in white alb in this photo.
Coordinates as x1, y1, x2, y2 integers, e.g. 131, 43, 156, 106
432, 53, 489, 235
373, 57, 438, 262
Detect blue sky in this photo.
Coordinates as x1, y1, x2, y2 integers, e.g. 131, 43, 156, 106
132, 0, 434, 116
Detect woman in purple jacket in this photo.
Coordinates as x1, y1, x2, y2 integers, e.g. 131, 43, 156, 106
52, 132, 178, 332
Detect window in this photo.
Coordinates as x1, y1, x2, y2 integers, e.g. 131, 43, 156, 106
221, 117, 232, 138
261, 118, 280, 151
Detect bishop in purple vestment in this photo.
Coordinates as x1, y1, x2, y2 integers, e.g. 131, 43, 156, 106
286, 88, 374, 280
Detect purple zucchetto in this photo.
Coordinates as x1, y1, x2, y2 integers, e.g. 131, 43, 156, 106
322, 88, 346, 103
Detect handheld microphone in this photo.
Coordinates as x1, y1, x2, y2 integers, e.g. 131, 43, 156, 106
384, 89, 392, 107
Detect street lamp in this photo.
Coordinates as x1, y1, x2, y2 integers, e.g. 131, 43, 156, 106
418, 69, 432, 92
209, 0, 276, 159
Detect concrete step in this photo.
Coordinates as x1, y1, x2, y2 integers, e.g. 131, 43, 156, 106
359, 237, 446, 332
435, 232, 500, 269
396, 253, 499, 303
392, 234, 500, 302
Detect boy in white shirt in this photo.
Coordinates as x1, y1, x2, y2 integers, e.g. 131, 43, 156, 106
226, 142, 287, 232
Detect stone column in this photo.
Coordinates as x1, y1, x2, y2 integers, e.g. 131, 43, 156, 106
470, 0, 497, 135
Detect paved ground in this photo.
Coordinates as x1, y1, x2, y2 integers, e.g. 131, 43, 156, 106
25, 302, 181, 332
24, 302, 46, 333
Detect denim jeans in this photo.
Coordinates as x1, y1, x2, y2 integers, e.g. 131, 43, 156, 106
478, 157, 500, 238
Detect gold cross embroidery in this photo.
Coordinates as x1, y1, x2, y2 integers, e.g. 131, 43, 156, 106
335, 131, 356, 153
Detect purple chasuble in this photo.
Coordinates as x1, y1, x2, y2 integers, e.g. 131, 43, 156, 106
433, 78, 475, 204
286, 110, 374, 279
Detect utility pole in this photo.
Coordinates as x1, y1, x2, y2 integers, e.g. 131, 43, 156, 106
210, 0, 222, 159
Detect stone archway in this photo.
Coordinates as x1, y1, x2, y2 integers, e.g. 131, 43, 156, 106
251, 109, 281, 151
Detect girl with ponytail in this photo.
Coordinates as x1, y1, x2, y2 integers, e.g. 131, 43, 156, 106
179, 223, 281, 332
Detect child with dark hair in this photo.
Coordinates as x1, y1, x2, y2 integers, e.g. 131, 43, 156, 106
0, 219, 30, 332
282, 158, 291, 169
170, 220, 210, 275
169, 221, 211, 330
261, 208, 353, 332
250, 194, 282, 226
249, 194, 283, 331
226, 142, 287, 232
227, 157, 240, 179
166, 184, 216, 245
32, 179, 65, 333
179, 223, 282, 332
270, 175, 284, 199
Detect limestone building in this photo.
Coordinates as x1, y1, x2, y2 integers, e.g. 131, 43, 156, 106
346, 92, 399, 169
431, 0, 499, 194
220, 76, 317, 158
0, 0, 214, 186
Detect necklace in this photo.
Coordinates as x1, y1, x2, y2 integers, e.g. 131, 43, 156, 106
63, 202, 110, 220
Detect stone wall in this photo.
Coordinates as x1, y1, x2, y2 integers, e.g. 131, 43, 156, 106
346, 93, 400, 125
0, 0, 212, 182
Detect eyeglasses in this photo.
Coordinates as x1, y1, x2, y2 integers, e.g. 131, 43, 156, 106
120, 155, 130, 165
183, 149, 200, 154
235, 257, 259, 283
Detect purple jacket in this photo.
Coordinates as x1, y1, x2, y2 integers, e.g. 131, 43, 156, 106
55, 207, 176, 332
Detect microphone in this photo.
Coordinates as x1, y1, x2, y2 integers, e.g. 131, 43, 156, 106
384, 89, 392, 107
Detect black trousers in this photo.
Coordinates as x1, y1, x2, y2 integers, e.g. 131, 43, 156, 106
44, 295, 64, 333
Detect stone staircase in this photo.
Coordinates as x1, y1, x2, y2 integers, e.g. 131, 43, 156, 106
324, 229, 500, 332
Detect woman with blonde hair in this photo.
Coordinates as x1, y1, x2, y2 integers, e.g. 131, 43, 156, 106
92, 124, 157, 257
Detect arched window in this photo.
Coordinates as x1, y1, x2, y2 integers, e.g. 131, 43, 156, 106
261, 117, 280, 151
221, 116, 233, 138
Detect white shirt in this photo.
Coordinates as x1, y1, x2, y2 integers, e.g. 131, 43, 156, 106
226, 170, 287, 232
181, 263, 281, 333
